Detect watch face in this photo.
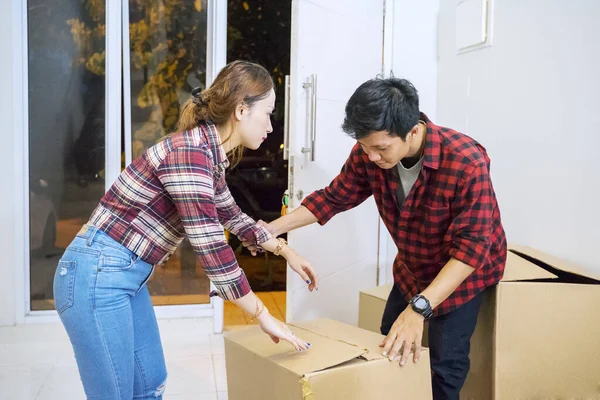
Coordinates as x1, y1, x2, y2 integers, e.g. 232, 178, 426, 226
414, 297, 428, 310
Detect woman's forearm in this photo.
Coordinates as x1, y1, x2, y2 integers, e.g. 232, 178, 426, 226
260, 237, 295, 259
231, 291, 270, 322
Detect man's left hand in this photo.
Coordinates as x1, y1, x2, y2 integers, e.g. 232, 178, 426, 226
244, 220, 276, 256
379, 307, 425, 366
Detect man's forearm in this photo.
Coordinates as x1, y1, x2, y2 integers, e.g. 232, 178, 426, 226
271, 205, 318, 236
421, 258, 476, 309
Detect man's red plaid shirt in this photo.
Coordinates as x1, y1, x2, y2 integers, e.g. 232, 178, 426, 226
302, 113, 507, 316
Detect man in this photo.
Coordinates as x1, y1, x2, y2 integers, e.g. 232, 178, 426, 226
247, 78, 506, 400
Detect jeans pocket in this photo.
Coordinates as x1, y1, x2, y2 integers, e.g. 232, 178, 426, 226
99, 247, 134, 272
136, 264, 156, 294
53, 260, 77, 314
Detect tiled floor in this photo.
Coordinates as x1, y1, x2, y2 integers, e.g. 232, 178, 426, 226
0, 292, 286, 400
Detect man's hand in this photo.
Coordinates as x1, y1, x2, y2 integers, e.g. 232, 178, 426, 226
245, 206, 319, 255
379, 307, 425, 366
245, 220, 276, 256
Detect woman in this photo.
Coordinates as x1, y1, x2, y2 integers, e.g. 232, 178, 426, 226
53, 60, 318, 400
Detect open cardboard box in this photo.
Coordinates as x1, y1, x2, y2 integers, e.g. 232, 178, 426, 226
462, 245, 600, 399
358, 246, 600, 399
224, 318, 433, 399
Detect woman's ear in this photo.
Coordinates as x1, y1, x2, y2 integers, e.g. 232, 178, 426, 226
234, 103, 247, 122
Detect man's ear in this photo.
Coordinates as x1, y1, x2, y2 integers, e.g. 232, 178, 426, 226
411, 123, 420, 136
406, 124, 419, 142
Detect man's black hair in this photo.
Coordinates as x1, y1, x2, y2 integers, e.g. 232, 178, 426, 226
342, 78, 420, 140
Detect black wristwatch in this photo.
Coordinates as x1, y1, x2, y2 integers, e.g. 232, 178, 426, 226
409, 294, 433, 320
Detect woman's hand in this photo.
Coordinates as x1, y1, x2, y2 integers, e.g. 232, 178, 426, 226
257, 235, 318, 292
230, 293, 311, 352
283, 250, 318, 292
258, 310, 311, 352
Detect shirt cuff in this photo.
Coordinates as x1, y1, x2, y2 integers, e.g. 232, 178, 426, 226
449, 237, 490, 269
213, 270, 252, 301
301, 191, 335, 226
253, 223, 272, 245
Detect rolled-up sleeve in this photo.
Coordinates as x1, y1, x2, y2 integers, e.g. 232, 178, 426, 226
448, 161, 494, 269
156, 147, 250, 300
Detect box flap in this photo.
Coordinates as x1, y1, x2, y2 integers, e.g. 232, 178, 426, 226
501, 251, 557, 282
224, 319, 377, 377
290, 319, 388, 362
359, 284, 393, 301
509, 244, 600, 283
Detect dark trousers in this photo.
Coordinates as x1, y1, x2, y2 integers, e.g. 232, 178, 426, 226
380, 284, 483, 400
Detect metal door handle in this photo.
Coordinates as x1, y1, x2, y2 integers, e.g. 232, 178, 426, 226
301, 74, 317, 161
283, 75, 291, 160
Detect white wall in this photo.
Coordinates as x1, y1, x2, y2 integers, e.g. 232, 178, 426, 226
0, 0, 18, 325
437, 0, 600, 272
381, 0, 440, 284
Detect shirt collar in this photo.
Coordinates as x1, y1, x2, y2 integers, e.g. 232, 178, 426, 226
420, 112, 441, 171
197, 122, 230, 170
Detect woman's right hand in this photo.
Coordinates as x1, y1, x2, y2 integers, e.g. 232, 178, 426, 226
258, 311, 311, 352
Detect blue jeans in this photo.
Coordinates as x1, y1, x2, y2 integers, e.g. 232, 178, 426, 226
53, 225, 167, 399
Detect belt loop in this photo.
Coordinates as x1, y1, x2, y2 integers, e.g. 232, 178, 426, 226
86, 226, 99, 246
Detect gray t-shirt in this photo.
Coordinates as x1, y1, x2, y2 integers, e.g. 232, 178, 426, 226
396, 156, 424, 207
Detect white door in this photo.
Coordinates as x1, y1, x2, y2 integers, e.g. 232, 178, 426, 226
285, 0, 384, 324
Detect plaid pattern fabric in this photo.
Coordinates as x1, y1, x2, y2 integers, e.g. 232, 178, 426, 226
89, 122, 271, 300
302, 113, 507, 316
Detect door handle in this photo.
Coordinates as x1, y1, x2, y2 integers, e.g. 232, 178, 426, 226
283, 75, 291, 161
301, 74, 317, 161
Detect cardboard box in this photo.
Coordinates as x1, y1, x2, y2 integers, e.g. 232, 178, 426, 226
462, 246, 600, 400
224, 318, 433, 400
358, 283, 393, 333
359, 249, 600, 399
358, 283, 430, 347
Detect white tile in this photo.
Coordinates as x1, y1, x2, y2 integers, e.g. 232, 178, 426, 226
212, 355, 227, 392
165, 393, 218, 400
0, 319, 223, 400
217, 392, 228, 400
209, 334, 224, 355
53, 351, 78, 368
0, 364, 53, 400
0, 324, 69, 345
162, 334, 212, 360
165, 356, 216, 395
36, 364, 86, 400
0, 342, 71, 367
157, 318, 214, 339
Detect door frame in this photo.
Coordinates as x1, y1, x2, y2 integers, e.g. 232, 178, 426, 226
14, 0, 226, 333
